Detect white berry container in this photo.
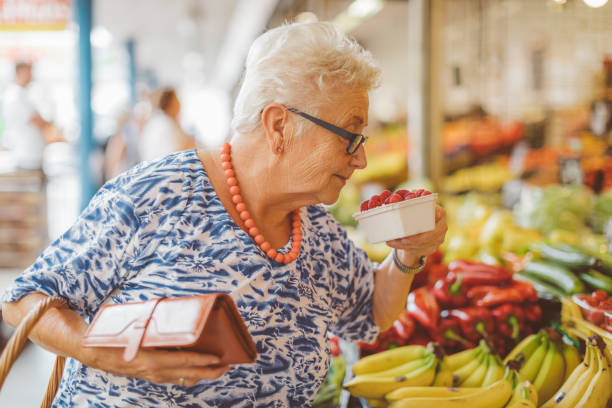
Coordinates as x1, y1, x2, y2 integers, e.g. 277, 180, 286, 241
352, 193, 438, 244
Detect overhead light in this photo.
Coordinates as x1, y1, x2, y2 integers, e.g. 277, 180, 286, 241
584, 0, 608, 7
90, 26, 112, 48
333, 0, 384, 32
347, 0, 384, 19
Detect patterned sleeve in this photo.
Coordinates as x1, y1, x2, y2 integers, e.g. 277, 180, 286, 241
1, 186, 140, 317
324, 212, 380, 343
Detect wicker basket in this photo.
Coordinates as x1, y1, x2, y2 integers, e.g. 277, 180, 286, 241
0, 297, 66, 408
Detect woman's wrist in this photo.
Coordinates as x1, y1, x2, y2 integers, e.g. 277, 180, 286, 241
394, 249, 418, 268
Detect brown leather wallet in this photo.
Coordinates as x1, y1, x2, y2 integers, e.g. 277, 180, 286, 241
81, 293, 257, 364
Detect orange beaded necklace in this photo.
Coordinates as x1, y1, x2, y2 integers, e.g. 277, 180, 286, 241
220, 142, 302, 264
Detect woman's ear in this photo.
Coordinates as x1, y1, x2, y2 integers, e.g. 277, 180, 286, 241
261, 103, 288, 154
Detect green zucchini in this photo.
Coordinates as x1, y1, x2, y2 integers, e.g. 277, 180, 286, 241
579, 269, 612, 294
523, 260, 586, 295
532, 243, 597, 269
514, 273, 569, 298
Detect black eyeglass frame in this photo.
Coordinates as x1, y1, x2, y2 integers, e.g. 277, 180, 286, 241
285, 106, 367, 155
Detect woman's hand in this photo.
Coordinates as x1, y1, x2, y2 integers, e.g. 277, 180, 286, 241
385, 205, 447, 266
80, 347, 230, 386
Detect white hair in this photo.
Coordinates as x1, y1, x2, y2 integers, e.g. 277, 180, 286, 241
231, 21, 381, 136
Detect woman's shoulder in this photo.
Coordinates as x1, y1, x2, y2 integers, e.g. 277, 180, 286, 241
102, 150, 203, 210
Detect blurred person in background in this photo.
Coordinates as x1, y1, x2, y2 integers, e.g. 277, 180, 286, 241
104, 104, 148, 181
138, 87, 195, 162
1, 61, 62, 171
2, 22, 446, 407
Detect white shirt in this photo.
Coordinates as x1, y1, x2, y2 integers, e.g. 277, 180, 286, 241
138, 110, 183, 162
2, 83, 45, 169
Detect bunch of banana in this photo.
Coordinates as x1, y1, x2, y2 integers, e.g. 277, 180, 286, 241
504, 329, 578, 404
387, 363, 531, 408
446, 339, 505, 387
345, 344, 443, 399
541, 334, 612, 408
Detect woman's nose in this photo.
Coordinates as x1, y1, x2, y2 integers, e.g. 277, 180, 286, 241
350, 144, 367, 169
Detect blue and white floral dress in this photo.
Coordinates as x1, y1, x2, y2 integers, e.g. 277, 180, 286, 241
2, 150, 379, 407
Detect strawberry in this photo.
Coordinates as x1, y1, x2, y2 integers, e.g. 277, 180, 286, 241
415, 189, 425, 196
369, 195, 382, 209
360, 200, 370, 211
380, 190, 392, 201
404, 191, 417, 199
388, 193, 403, 203
423, 190, 432, 196
396, 189, 409, 198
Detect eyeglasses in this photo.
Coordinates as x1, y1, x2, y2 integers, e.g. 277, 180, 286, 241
285, 106, 367, 155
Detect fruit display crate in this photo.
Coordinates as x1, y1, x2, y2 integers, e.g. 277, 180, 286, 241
560, 296, 612, 360
0, 170, 47, 268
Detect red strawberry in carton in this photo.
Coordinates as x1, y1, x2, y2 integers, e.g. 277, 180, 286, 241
354, 188, 437, 243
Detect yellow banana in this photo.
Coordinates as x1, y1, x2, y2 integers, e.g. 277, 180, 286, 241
533, 341, 565, 403
574, 338, 612, 408
519, 338, 548, 383
505, 401, 536, 408
461, 351, 490, 387
432, 360, 454, 387
452, 348, 484, 385
505, 379, 539, 407
388, 374, 513, 408
353, 344, 428, 375
369, 354, 432, 378
385, 385, 480, 402
541, 343, 594, 408
365, 398, 388, 407
345, 355, 437, 399
560, 342, 580, 383
447, 345, 481, 371
481, 354, 504, 387
504, 332, 544, 365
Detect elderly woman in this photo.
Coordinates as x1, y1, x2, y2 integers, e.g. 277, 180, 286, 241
2, 22, 446, 407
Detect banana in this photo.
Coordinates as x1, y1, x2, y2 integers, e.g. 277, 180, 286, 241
447, 346, 481, 371
560, 342, 580, 383
541, 342, 594, 407
388, 373, 513, 408
533, 341, 565, 403
505, 401, 536, 408
481, 354, 504, 387
452, 348, 484, 385
519, 338, 549, 383
369, 354, 432, 378
385, 385, 480, 402
432, 360, 455, 387
461, 351, 490, 387
353, 344, 428, 375
365, 398, 388, 407
504, 332, 544, 365
345, 354, 437, 399
574, 338, 612, 408
505, 379, 539, 407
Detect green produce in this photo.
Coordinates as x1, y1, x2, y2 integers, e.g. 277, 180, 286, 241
532, 242, 598, 269
514, 273, 568, 298
579, 269, 612, 294
313, 355, 346, 407
522, 260, 585, 295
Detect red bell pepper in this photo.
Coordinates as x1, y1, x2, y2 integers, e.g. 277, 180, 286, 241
466, 280, 538, 308
491, 304, 524, 339
329, 335, 341, 356
407, 287, 440, 330
444, 307, 494, 342
393, 310, 416, 341
523, 303, 542, 324
429, 316, 472, 348
447, 260, 512, 287
432, 274, 469, 308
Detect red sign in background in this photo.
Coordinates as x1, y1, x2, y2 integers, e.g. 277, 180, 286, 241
0, 0, 70, 31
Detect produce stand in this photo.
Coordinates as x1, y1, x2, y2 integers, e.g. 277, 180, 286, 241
0, 169, 47, 268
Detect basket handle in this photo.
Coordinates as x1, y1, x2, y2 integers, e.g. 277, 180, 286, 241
0, 297, 67, 408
